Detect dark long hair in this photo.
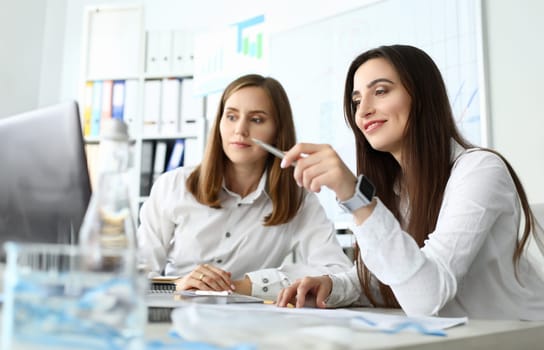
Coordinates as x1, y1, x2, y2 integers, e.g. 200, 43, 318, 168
186, 74, 303, 225
344, 45, 541, 307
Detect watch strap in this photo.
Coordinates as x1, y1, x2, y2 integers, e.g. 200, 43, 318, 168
337, 175, 375, 213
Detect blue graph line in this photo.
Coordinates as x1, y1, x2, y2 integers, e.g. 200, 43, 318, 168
459, 88, 478, 123
451, 81, 465, 108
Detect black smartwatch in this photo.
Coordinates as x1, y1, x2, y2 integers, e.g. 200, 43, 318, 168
337, 175, 376, 213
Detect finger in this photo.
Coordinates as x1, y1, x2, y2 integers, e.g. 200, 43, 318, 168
276, 283, 298, 307
200, 264, 233, 291
291, 148, 330, 187
190, 270, 213, 291
275, 288, 285, 306
299, 154, 356, 196
292, 145, 342, 191
176, 274, 206, 291
314, 276, 333, 309
191, 270, 225, 291
190, 273, 224, 291
186, 266, 215, 290
281, 143, 322, 169
294, 278, 318, 308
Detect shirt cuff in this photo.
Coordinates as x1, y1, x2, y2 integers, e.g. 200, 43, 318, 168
326, 267, 365, 308
246, 268, 290, 299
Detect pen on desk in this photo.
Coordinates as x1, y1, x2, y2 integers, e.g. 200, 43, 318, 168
263, 300, 294, 308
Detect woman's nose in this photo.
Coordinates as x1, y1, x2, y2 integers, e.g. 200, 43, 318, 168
234, 119, 249, 136
357, 101, 375, 119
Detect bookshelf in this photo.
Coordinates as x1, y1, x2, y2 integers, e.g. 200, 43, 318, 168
79, 4, 207, 219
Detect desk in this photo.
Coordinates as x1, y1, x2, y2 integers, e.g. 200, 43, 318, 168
144, 307, 544, 350
1, 305, 542, 349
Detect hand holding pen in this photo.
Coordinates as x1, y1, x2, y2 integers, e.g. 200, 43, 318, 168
251, 138, 302, 166
251, 138, 357, 201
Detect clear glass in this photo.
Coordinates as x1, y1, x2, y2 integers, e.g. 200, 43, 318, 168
1, 242, 147, 350
1, 119, 147, 349
78, 118, 137, 274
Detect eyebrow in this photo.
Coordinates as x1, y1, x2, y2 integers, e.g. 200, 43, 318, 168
224, 107, 269, 115
366, 78, 394, 88
351, 78, 395, 98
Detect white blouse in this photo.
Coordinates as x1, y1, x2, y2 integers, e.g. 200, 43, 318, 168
327, 144, 544, 320
137, 166, 352, 299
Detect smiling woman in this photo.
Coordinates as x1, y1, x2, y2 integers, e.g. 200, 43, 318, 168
137, 73, 352, 301
277, 45, 544, 321
351, 59, 412, 162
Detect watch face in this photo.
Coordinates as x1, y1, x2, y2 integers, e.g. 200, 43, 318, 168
359, 176, 376, 201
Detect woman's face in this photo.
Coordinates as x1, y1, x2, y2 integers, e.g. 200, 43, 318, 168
352, 57, 412, 162
219, 86, 277, 168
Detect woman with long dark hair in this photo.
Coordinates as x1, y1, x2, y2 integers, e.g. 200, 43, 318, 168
277, 45, 544, 320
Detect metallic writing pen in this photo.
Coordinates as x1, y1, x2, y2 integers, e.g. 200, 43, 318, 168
251, 138, 298, 166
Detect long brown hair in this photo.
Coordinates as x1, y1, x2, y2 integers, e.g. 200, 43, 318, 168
186, 74, 303, 225
343, 45, 542, 307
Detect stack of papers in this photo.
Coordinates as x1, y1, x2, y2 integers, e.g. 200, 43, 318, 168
170, 303, 468, 348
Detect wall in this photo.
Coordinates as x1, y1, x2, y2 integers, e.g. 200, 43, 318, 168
0, 0, 46, 117
57, 0, 374, 110
483, 0, 544, 204
1, 0, 543, 204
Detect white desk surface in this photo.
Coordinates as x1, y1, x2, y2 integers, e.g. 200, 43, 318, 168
144, 307, 544, 350
1, 305, 542, 349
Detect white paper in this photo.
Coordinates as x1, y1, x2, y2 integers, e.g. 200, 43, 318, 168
350, 311, 467, 335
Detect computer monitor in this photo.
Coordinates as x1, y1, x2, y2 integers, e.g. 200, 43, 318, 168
0, 101, 92, 261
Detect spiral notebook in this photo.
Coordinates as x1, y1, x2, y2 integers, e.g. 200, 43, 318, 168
148, 276, 178, 293
146, 288, 264, 322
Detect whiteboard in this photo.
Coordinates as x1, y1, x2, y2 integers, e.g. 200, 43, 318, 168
269, 0, 485, 220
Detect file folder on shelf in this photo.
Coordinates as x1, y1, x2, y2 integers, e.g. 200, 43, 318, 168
152, 141, 168, 183
83, 81, 94, 137
123, 79, 138, 136
90, 80, 103, 137
143, 80, 161, 136
160, 78, 181, 136
111, 80, 125, 120
166, 139, 185, 171
101, 80, 113, 123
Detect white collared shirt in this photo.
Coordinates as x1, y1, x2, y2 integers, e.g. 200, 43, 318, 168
328, 144, 544, 320
138, 166, 352, 299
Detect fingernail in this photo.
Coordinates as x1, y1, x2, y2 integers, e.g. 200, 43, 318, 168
280, 159, 287, 168
231, 284, 236, 290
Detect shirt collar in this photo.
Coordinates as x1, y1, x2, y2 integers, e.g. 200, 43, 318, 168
222, 170, 269, 204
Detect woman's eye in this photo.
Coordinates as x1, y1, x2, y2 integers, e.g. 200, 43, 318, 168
352, 99, 361, 108
375, 88, 387, 96
251, 117, 263, 124
225, 114, 236, 121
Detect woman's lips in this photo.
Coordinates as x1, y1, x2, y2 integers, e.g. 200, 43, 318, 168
364, 120, 385, 132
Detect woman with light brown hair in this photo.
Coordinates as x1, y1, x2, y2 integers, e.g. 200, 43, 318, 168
137, 74, 351, 299
277, 45, 544, 320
